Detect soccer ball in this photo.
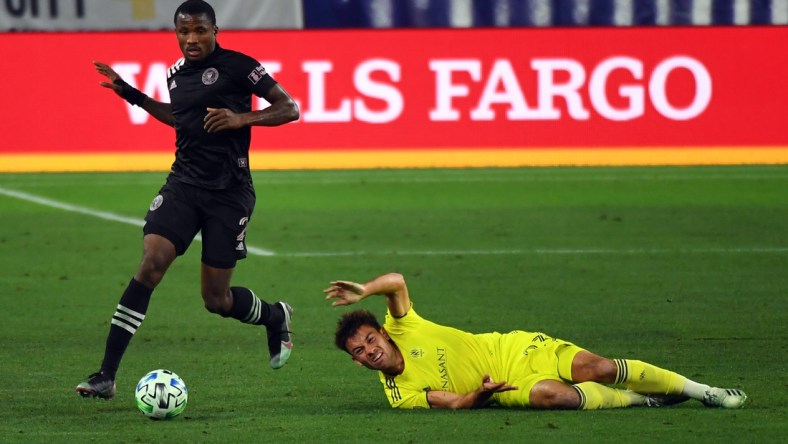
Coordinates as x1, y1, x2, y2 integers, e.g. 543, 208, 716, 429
134, 369, 188, 419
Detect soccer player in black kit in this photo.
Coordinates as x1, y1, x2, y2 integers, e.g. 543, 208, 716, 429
77, 0, 299, 399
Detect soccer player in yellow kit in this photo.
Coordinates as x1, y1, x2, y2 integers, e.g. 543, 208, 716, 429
325, 273, 747, 410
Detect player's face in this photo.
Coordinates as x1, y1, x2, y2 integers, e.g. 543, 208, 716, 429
346, 325, 401, 374
175, 12, 217, 63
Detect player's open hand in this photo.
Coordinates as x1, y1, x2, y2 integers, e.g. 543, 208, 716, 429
480, 374, 517, 394
93, 61, 123, 96
204, 107, 245, 133
324, 280, 366, 307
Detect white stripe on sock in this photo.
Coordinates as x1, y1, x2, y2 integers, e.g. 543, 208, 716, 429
243, 296, 261, 324
111, 318, 138, 335
117, 304, 146, 321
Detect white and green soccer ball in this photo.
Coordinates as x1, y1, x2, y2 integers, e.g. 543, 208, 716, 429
134, 369, 188, 420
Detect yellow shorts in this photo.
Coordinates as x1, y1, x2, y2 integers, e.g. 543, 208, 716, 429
493, 331, 585, 408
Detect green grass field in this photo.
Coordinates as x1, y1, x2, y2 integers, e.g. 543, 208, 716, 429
0, 165, 786, 443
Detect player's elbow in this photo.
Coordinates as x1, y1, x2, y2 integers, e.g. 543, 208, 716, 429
426, 391, 474, 410
386, 273, 406, 287
284, 100, 299, 123
447, 401, 470, 410
441, 399, 474, 410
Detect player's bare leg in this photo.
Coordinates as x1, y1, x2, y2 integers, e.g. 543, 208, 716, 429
201, 263, 293, 369
77, 234, 175, 399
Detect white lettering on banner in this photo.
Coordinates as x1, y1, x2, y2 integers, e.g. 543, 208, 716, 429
468, 58, 590, 120
300, 59, 403, 123
302, 61, 352, 122
533, 59, 590, 120
470, 59, 534, 120
429, 60, 481, 120
112, 56, 711, 125
353, 59, 403, 123
589, 57, 644, 121
431, 56, 711, 121
111, 62, 170, 125
649, 56, 712, 120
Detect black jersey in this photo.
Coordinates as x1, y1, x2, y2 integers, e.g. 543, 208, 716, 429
165, 43, 277, 190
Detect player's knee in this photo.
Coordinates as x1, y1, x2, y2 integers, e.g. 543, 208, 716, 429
203, 299, 222, 314
135, 259, 167, 288
136, 248, 176, 288
572, 354, 617, 383
529, 381, 581, 410
202, 288, 231, 315
202, 296, 224, 315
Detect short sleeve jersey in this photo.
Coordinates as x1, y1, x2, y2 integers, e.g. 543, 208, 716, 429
380, 305, 502, 409
166, 43, 277, 189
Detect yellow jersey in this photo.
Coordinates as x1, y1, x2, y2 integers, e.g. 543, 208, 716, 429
379, 305, 502, 409
379, 304, 582, 409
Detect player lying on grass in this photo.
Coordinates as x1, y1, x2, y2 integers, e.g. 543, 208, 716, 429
325, 273, 747, 410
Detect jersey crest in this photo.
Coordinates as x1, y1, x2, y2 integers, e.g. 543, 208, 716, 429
202, 67, 219, 85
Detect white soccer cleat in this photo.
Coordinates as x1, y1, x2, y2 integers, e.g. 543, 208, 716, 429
267, 302, 293, 369
701, 387, 747, 408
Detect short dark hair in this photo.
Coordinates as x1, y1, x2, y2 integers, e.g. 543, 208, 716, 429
174, 0, 216, 26
335, 309, 382, 354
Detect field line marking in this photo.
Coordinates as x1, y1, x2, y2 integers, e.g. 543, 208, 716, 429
280, 247, 788, 257
0, 186, 144, 226
0, 186, 275, 256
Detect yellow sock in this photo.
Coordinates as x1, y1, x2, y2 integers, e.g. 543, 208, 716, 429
573, 381, 643, 409
614, 359, 686, 395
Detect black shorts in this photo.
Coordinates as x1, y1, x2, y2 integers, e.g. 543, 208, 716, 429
143, 179, 256, 269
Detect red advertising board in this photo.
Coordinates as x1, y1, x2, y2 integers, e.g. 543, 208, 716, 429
1, 27, 786, 171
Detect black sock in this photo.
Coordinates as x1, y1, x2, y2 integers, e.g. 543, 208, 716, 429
100, 278, 152, 379
227, 287, 281, 326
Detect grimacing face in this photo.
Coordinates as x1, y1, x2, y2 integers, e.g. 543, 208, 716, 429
345, 324, 401, 374
175, 12, 217, 63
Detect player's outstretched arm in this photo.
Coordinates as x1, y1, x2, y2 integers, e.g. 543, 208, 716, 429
93, 61, 174, 127
324, 273, 411, 317
426, 375, 517, 409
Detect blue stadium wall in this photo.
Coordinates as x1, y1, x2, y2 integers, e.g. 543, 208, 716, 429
302, 0, 787, 28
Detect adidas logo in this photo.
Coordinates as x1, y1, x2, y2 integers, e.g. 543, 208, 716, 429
169, 80, 177, 90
